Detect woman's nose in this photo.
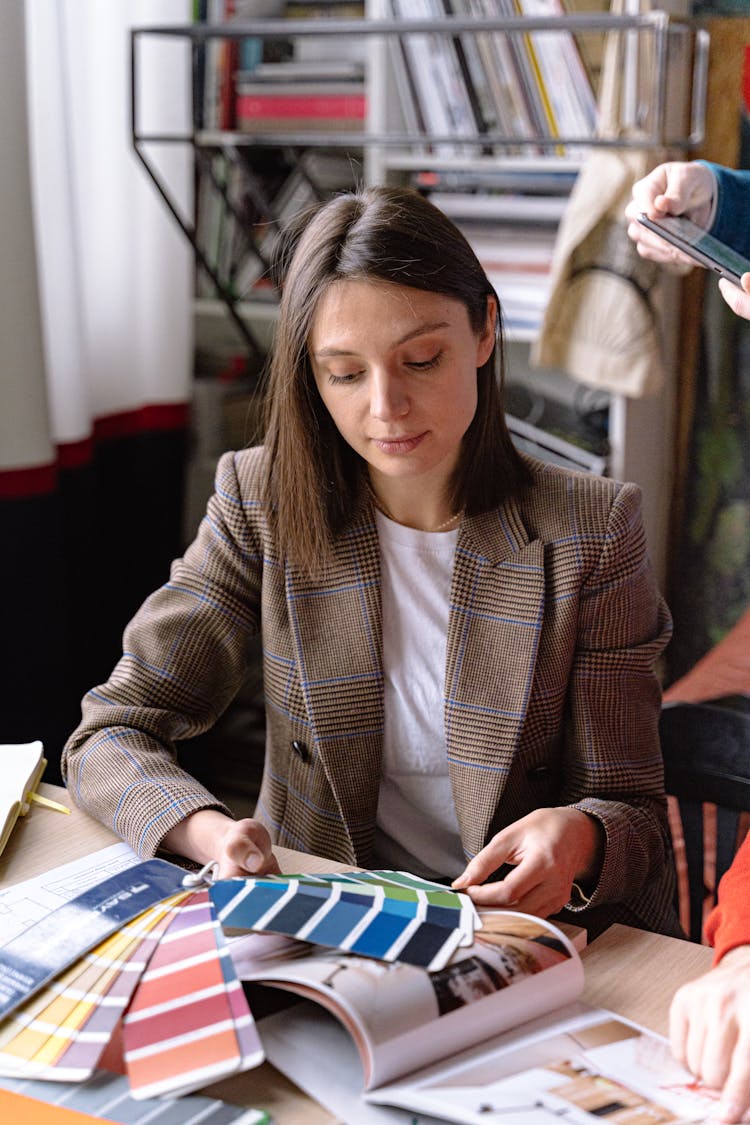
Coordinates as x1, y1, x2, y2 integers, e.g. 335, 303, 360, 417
370, 371, 408, 420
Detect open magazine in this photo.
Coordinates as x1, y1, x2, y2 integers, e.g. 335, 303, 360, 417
227, 911, 721, 1124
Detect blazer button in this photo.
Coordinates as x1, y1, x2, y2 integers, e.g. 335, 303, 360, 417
291, 740, 310, 763
527, 765, 551, 780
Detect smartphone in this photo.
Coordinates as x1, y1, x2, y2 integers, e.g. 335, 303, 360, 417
637, 211, 750, 286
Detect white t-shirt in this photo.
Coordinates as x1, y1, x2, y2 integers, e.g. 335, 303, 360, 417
372, 510, 465, 879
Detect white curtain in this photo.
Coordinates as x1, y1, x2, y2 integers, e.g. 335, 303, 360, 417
0, 0, 196, 764
0, 0, 193, 476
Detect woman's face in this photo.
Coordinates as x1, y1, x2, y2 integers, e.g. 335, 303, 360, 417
309, 278, 495, 488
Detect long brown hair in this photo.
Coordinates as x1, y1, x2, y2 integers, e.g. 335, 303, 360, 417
263, 186, 530, 574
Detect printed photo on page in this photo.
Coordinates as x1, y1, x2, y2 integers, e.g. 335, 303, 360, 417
367, 1006, 722, 1124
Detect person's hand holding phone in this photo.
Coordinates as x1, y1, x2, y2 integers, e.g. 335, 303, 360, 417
626, 160, 750, 322
625, 160, 716, 270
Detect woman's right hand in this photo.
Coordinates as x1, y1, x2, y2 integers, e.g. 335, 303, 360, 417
214, 817, 282, 878
625, 160, 716, 269
162, 808, 281, 878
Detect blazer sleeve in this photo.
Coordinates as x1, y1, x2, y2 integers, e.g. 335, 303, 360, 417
61, 451, 264, 858
562, 480, 674, 920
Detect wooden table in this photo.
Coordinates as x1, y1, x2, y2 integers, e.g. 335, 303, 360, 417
2, 784, 714, 1121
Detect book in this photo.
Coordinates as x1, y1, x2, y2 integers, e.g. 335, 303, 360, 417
232, 912, 721, 1124
0, 741, 49, 856
230, 908, 584, 1090
261, 996, 721, 1124
235, 87, 366, 133
232, 904, 719, 1125
488, 0, 553, 144
387, 32, 429, 150
230, 164, 320, 297
424, 189, 569, 223
234, 59, 365, 83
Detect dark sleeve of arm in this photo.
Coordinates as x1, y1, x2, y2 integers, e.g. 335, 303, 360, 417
704, 163, 750, 256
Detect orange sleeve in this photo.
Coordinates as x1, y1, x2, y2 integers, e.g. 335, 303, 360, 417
705, 830, 750, 964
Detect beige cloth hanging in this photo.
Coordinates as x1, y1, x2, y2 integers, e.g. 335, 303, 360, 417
531, 0, 666, 398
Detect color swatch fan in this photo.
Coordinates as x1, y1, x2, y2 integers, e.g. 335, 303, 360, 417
0, 861, 264, 1100
210, 869, 480, 971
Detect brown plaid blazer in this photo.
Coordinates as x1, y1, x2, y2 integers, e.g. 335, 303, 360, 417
63, 447, 680, 938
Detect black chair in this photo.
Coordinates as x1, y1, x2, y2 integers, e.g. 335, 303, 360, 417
659, 699, 750, 942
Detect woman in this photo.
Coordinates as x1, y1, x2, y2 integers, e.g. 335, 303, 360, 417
63, 186, 679, 939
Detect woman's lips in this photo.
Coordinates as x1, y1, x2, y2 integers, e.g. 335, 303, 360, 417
372, 433, 427, 454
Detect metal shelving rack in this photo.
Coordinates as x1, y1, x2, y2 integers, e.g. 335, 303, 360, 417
130, 12, 709, 360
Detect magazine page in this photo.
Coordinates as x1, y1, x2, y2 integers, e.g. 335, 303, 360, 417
229, 910, 584, 1091
367, 1004, 722, 1124
258, 998, 458, 1125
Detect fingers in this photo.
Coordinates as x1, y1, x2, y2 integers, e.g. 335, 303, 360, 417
452, 825, 518, 892
717, 1033, 750, 1123
456, 853, 569, 916
629, 161, 715, 222
218, 818, 280, 878
683, 1001, 710, 1091
629, 164, 673, 218
463, 876, 567, 918
452, 808, 600, 919
718, 274, 750, 322
625, 217, 697, 270
668, 980, 692, 1068
626, 161, 716, 270
669, 964, 750, 1123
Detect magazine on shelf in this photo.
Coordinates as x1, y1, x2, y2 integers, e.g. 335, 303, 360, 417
514, 0, 598, 150
473, 0, 542, 150
390, 0, 479, 158
229, 911, 720, 1124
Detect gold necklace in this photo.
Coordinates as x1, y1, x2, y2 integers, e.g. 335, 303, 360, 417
368, 483, 463, 533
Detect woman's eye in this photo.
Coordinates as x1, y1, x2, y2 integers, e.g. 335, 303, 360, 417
328, 370, 363, 385
408, 351, 443, 371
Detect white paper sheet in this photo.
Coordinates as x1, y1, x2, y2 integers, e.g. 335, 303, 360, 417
0, 840, 139, 946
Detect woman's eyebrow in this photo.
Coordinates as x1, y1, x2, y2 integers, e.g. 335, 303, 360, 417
313, 321, 450, 359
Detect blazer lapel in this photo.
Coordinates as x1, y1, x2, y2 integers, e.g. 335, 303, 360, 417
284, 507, 384, 865
446, 498, 546, 857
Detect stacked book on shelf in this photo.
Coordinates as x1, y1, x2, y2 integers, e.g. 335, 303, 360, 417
231, 0, 368, 137
414, 165, 578, 339
234, 58, 367, 134
197, 0, 367, 134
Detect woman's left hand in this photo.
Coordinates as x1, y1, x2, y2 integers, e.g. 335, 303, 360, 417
452, 807, 604, 916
